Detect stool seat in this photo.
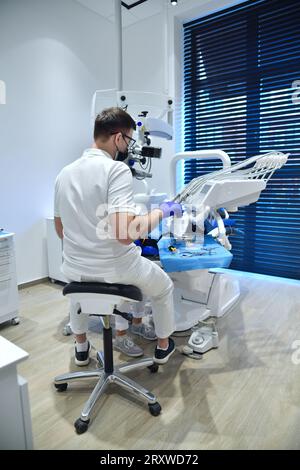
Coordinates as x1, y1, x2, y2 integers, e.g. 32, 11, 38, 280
63, 282, 142, 302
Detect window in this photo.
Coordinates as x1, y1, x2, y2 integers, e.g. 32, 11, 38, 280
183, 0, 300, 279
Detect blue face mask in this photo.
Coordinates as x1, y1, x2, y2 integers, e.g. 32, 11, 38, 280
116, 151, 128, 162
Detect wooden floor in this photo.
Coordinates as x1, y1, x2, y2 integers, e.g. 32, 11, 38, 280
1, 273, 300, 450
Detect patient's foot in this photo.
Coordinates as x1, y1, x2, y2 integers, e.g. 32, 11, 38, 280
131, 322, 157, 341
114, 335, 144, 358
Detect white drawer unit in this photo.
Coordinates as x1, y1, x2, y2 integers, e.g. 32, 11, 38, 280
0, 336, 33, 449
0, 232, 19, 326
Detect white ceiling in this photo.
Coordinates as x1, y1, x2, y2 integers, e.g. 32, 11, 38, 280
75, 0, 169, 28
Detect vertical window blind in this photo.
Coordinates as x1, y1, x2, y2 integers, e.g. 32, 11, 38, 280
183, 0, 300, 280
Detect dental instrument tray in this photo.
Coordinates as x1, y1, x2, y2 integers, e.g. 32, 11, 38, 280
158, 235, 233, 273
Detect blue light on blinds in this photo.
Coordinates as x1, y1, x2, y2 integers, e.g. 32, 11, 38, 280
183, 0, 300, 280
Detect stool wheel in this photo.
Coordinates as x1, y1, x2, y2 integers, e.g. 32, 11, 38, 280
148, 363, 159, 373
75, 418, 90, 434
148, 402, 161, 416
55, 383, 68, 392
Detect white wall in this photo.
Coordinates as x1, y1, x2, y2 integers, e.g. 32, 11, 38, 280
123, 10, 175, 198
0, 0, 114, 284
0, 0, 248, 285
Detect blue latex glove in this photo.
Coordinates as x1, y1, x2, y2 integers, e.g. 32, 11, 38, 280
159, 201, 183, 219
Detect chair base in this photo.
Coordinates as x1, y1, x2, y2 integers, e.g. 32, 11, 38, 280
54, 355, 160, 434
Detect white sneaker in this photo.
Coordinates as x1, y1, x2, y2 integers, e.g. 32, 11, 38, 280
131, 323, 157, 341
113, 335, 144, 357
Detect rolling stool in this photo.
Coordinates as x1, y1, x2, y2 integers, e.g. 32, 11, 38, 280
54, 281, 160, 434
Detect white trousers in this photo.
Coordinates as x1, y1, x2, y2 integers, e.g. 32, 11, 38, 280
69, 256, 175, 339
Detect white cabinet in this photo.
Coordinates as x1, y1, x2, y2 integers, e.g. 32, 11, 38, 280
0, 232, 19, 325
46, 218, 67, 283
0, 336, 33, 449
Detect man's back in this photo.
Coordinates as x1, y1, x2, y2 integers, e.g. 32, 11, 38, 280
54, 148, 139, 280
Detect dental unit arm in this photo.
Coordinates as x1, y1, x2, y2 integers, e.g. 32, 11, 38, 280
165, 150, 289, 252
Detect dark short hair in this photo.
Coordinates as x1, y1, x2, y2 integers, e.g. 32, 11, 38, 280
94, 107, 136, 140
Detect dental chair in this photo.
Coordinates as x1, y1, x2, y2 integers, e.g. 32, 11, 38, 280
157, 150, 289, 357
54, 281, 160, 434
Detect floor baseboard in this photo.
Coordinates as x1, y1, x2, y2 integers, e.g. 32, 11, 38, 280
18, 277, 50, 290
